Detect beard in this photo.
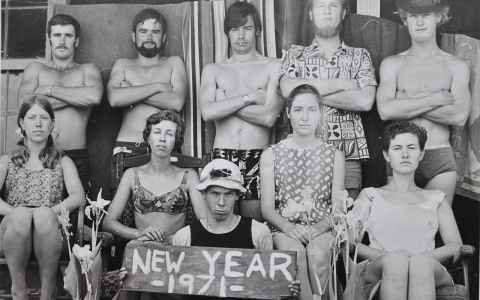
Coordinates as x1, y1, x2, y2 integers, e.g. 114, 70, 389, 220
135, 41, 161, 58
315, 22, 342, 38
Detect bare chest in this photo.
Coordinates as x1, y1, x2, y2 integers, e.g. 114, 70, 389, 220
38, 68, 84, 87
216, 64, 270, 94
125, 63, 173, 85
397, 60, 452, 95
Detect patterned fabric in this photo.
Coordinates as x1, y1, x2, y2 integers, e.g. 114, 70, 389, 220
270, 139, 336, 228
281, 42, 377, 160
4, 159, 64, 207
213, 148, 263, 200
132, 169, 189, 215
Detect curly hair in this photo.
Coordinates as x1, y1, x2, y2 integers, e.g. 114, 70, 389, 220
12, 96, 62, 169
142, 110, 185, 153
382, 121, 428, 151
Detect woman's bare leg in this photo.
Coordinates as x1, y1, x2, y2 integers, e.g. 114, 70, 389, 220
408, 254, 453, 300
274, 232, 312, 300
2, 207, 33, 300
32, 207, 63, 300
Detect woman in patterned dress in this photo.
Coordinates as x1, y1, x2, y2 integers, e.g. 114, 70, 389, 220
260, 84, 345, 300
0, 96, 85, 300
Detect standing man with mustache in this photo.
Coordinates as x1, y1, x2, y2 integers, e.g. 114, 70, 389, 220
280, 0, 377, 200
377, 0, 471, 205
199, 1, 284, 221
18, 14, 103, 192
107, 8, 187, 194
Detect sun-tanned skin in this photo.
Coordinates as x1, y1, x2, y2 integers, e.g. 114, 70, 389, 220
108, 17, 187, 144
199, 5, 284, 221
18, 22, 102, 150
376, 7, 471, 205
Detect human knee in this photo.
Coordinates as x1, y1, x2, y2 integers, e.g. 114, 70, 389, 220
381, 253, 409, 275
307, 239, 332, 265
33, 207, 59, 234
4, 207, 33, 236
409, 255, 436, 273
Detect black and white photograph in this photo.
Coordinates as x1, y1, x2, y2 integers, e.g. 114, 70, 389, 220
0, 0, 479, 299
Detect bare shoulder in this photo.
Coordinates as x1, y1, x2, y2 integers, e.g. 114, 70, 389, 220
380, 53, 404, 70
60, 155, 76, 169
182, 167, 199, 182
166, 55, 185, 66
79, 62, 101, 73
201, 63, 219, 77
23, 61, 47, 74
111, 58, 133, 70
440, 51, 469, 75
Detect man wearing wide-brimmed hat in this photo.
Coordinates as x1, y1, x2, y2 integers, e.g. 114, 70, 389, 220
172, 159, 273, 250
377, 0, 471, 205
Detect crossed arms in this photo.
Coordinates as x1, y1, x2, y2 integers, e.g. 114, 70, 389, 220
107, 56, 187, 112
18, 62, 103, 110
376, 56, 471, 126
199, 62, 284, 128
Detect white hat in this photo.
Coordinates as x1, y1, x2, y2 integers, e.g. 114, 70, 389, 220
196, 159, 246, 193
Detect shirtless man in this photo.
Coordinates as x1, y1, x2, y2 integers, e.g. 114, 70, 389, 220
107, 8, 187, 192
376, 0, 471, 205
18, 14, 103, 191
279, 0, 377, 199
199, 1, 284, 221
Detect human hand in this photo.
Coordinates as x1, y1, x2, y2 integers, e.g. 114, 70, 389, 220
288, 280, 301, 298
137, 227, 166, 242
284, 224, 310, 245
248, 89, 266, 105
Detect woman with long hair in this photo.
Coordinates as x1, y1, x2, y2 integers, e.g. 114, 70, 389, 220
0, 96, 85, 300
350, 121, 462, 300
103, 110, 206, 243
260, 84, 345, 300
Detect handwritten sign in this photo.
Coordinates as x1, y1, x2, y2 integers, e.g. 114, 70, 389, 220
122, 241, 297, 299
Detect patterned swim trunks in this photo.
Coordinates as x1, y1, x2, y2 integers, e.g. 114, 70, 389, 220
212, 148, 263, 200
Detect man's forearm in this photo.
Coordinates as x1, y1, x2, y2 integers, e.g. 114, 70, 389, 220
143, 91, 185, 112
236, 105, 278, 128
423, 104, 469, 126
108, 82, 168, 107
201, 95, 252, 121
321, 86, 375, 111
281, 77, 357, 98
378, 93, 445, 120
50, 85, 102, 108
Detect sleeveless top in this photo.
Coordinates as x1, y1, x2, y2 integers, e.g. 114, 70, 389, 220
354, 187, 444, 255
271, 139, 336, 227
132, 169, 189, 215
3, 159, 64, 207
191, 217, 254, 249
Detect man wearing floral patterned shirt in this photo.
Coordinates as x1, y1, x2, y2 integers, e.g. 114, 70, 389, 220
280, 0, 377, 198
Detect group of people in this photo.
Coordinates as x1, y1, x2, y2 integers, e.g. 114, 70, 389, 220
0, 0, 472, 299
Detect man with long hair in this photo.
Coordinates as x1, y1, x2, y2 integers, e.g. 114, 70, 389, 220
199, 1, 284, 221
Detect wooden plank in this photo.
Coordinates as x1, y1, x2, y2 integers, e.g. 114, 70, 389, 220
122, 241, 297, 299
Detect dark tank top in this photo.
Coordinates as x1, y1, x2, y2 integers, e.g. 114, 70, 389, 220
190, 217, 254, 249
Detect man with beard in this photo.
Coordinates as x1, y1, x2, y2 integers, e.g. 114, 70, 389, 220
107, 8, 187, 192
280, 0, 377, 199
377, 0, 471, 205
199, 2, 284, 221
18, 14, 103, 191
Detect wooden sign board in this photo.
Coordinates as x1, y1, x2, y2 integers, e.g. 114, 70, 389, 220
122, 241, 297, 299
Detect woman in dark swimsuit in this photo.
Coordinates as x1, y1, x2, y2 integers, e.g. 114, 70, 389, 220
103, 110, 207, 242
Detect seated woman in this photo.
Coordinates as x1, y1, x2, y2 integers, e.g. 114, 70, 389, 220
260, 84, 345, 300
103, 110, 206, 243
350, 121, 462, 300
0, 96, 85, 300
